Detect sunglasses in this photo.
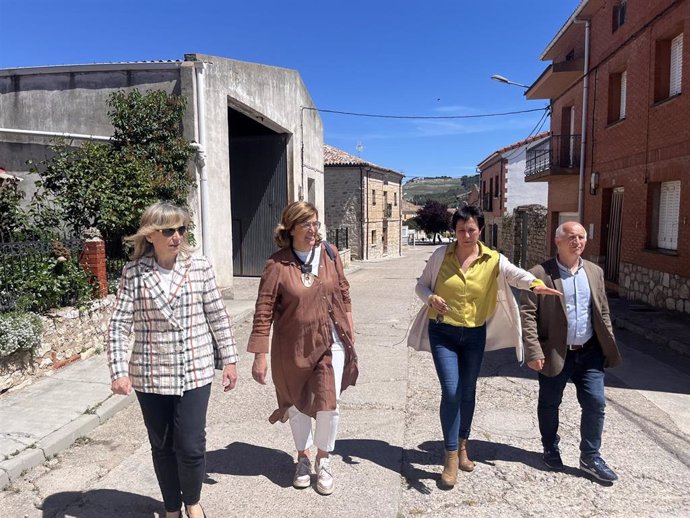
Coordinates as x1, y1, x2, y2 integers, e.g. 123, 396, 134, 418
158, 226, 187, 238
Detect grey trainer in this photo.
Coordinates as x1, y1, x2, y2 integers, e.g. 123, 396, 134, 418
293, 456, 312, 489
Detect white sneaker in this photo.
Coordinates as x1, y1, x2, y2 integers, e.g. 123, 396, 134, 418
315, 457, 334, 495
293, 456, 312, 489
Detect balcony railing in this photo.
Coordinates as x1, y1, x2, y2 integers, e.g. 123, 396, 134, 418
384, 203, 393, 219
526, 134, 581, 177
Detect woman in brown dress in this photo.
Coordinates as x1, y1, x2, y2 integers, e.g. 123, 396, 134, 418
248, 201, 358, 496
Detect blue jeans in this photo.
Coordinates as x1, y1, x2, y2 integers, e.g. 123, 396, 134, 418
537, 342, 606, 458
428, 320, 486, 451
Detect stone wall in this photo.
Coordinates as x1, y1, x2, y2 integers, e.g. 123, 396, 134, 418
619, 262, 690, 314
324, 167, 363, 258
500, 205, 548, 269
0, 297, 115, 393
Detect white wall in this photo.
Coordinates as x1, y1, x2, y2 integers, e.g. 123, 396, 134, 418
504, 138, 548, 212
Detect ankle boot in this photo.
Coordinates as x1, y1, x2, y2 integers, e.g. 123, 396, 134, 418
441, 450, 459, 487
458, 438, 475, 472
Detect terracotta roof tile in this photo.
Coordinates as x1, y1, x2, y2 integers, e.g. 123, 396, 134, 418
324, 145, 404, 177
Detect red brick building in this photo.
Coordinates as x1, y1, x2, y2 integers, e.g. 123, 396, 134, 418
526, 0, 689, 313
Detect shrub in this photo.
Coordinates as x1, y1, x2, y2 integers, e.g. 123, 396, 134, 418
0, 312, 43, 358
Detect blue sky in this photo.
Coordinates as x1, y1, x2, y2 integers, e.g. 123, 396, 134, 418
0, 0, 578, 179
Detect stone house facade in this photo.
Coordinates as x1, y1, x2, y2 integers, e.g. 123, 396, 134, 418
526, 0, 690, 314
323, 145, 404, 260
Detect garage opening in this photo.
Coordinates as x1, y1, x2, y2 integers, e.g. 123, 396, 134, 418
228, 106, 289, 276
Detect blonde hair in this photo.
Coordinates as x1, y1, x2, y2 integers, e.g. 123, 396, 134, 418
274, 201, 323, 249
126, 201, 193, 260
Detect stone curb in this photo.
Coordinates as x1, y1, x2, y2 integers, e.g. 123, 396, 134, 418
0, 468, 8, 490
37, 414, 101, 460
0, 447, 45, 486
95, 393, 136, 424
613, 316, 690, 357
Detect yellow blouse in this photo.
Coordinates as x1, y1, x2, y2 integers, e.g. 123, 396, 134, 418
427, 242, 542, 328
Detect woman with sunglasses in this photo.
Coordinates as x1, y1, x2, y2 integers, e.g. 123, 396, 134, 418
248, 201, 358, 496
107, 201, 238, 518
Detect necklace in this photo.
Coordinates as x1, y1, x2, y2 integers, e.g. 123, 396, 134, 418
291, 245, 316, 287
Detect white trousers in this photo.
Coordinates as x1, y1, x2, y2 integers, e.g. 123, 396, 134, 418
288, 341, 345, 452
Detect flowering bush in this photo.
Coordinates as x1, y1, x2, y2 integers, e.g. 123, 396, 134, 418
0, 311, 43, 359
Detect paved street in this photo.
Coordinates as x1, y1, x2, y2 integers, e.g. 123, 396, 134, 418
2, 246, 690, 517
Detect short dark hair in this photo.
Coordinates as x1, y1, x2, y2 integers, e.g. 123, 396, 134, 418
451, 206, 484, 231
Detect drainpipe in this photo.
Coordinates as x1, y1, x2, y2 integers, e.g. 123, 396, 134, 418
193, 61, 211, 257
0, 127, 111, 141
574, 18, 591, 224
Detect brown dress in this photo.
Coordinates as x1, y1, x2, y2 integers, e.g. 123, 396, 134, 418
247, 242, 358, 423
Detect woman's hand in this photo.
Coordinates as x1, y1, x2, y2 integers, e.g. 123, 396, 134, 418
222, 363, 238, 392
527, 359, 545, 372
252, 353, 268, 385
533, 285, 563, 297
428, 294, 449, 314
111, 376, 132, 396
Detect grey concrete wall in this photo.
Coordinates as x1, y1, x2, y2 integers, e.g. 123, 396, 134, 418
187, 54, 323, 287
0, 65, 184, 208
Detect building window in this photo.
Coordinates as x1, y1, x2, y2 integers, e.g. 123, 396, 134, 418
649, 180, 681, 250
371, 229, 376, 244
372, 189, 376, 205
608, 70, 627, 123
654, 32, 683, 102
394, 192, 398, 206
670, 33, 683, 96
612, 0, 626, 32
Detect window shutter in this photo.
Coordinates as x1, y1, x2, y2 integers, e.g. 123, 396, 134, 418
620, 71, 627, 119
670, 33, 683, 96
658, 180, 681, 250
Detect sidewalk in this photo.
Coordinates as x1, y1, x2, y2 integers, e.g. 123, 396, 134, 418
608, 295, 690, 357
0, 291, 258, 491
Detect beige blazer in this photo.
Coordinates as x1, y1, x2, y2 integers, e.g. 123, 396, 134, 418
520, 258, 621, 377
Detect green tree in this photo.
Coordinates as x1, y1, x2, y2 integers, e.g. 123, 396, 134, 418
30, 89, 195, 237
0, 180, 29, 240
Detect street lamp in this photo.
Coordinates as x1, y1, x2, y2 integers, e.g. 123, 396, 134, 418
491, 74, 530, 89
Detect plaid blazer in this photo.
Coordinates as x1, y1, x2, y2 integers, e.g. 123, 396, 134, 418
107, 254, 238, 395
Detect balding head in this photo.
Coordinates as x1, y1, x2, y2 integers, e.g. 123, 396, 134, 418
555, 221, 587, 262
555, 221, 587, 240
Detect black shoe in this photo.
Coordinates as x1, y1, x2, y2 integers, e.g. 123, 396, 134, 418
543, 448, 564, 470
580, 456, 618, 482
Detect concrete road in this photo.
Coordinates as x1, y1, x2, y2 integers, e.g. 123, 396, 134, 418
2, 246, 689, 517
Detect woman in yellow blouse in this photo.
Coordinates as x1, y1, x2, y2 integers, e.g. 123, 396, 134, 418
411, 206, 561, 488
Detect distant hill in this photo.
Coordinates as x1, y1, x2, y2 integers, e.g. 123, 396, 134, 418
403, 175, 479, 206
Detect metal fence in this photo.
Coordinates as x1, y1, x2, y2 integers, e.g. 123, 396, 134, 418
0, 232, 85, 312
326, 227, 349, 251
103, 234, 129, 290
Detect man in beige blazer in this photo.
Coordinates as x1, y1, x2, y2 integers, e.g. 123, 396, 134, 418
521, 221, 622, 482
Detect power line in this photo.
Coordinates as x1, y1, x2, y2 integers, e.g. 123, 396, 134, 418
501, 108, 551, 162
302, 106, 548, 120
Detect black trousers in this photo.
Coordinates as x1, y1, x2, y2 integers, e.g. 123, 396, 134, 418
136, 384, 211, 512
